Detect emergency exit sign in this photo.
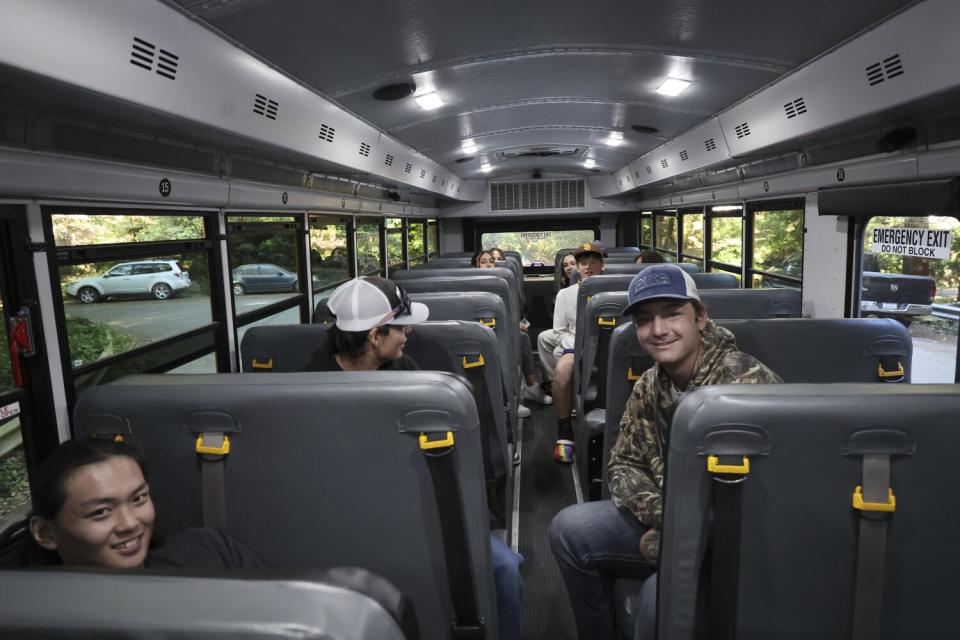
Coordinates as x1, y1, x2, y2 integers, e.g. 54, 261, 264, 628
871, 227, 952, 259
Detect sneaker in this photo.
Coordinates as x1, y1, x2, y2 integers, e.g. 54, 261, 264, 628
524, 383, 553, 405
553, 439, 575, 463
517, 404, 531, 419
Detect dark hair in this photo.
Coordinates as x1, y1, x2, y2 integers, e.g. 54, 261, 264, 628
558, 251, 576, 288
489, 247, 505, 260
471, 249, 494, 268
31, 439, 148, 520
329, 324, 390, 360
636, 250, 666, 264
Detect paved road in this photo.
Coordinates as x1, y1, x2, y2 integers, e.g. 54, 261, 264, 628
64, 293, 298, 342
910, 336, 956, 383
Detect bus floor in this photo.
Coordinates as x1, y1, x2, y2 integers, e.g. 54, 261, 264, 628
517, 402, 578, 639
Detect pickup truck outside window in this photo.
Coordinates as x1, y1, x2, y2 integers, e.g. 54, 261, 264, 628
861, 215, 959, 383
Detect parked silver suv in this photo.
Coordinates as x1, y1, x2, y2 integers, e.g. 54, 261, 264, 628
66, 260, 191, 303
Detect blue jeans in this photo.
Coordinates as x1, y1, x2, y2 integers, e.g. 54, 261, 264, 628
490, 533, 523, 640
549, 500, 656, 640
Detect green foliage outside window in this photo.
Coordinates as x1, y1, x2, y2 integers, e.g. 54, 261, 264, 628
711, 217, 743, 266
655, 215, 677, 255
682, 213, 704, 258
480, 230, 594, 266
386, 218, 404, 269
357, 221, 382, 275
309, 221, 350, 290
408, 221, 426, 266
53, 214, 204, 246
752, 209, 803, 273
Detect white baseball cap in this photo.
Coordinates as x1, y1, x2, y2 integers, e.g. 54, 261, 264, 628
326, 277, 429, 331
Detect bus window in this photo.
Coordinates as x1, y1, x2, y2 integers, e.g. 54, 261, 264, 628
479, 229, 594, 267
427, 219, 439, 259
167, 352, 217, 374
408, 220, 426, 267
654, 212, 678, 260
680, 209, 704, 268
709, 205, 743, 282
236, 306, 302, 355
227, 218, 301, 304
861, 215, 959, 383
750, 204, 803, 289
386, 218, 405, 276
357, 219, 383, 276
640, 213, 652, 248
309, 215, 350, 292
53, 213, 204, 246
0, 294, 29, 524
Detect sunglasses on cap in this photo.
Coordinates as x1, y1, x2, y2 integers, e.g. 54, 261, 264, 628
376, 284, 413, 326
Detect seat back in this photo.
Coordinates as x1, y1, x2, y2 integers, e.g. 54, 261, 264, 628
0, 568, 412, 639
600, 262, 701, 275
660, 383, 959, 640
393, 267, 521, 322
73, 372, 495, 640
240, 323, 330, 372
602, 318, 913, 497
605, 246, 641, 256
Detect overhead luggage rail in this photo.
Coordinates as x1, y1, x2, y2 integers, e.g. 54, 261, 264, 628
655, 383, 957, 640
73, 372, 496, 640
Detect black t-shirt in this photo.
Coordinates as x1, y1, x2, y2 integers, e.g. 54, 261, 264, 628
146, 527, 265, 569
306, 350, 420, 372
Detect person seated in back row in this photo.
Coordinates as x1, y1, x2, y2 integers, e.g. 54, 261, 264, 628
634, 249, 665, 264
538, 241, 605, 463
25, 438, 262, 569
472, 249, 552, 420
548, 264, 782, 639
309, 276, 524, 640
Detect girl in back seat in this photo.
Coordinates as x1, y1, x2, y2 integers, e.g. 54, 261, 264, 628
24, 438, 262, 569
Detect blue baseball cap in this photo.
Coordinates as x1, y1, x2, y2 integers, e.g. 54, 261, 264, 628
622, 264, 701, 316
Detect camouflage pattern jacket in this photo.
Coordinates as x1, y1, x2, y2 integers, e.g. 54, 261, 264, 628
607, 321, 782, 562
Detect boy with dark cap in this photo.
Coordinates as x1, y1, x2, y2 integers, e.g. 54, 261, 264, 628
549, 264, 781, 639
538, 241, 605, 462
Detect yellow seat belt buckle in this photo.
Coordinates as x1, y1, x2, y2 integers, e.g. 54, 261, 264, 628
462, 354, 485, 369
251, 358, 274, 370
877, 361, 904, 379
627, 367, 642, 381
419, 431, 455, 450
478, 318, 496, 328
113, 434, 125, 443
707, 455, 750, 475
598, 317, 616, 327
195, 433, 231, 456
852, 486, 896, 512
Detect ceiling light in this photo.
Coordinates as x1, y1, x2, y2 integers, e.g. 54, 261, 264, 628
480, 163, 492, 173
711, 205, 743, 212
583, 158, 596, 169
461, 141, 478, 155
605, 131, 624, 147
656, 77, 691, 97
414, 92, 444, 110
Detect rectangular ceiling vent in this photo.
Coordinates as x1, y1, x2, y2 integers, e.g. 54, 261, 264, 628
441, 178, 447, 187
634, 170, 641, 180
318, 124, 335, 143
679, 150, 690, 162
866, 54, 904, 86
704, 138, 717, 152
253, 94, 279, 120
420, 169, 427, 179
432, 174, 438, 184
384, 154, 394, 166
129, 37, 178, 80
404, 162, 413, 174
734, 123, 751, 139
617, 178, 623, 186
660, 159, 669, 169
784, 97, 808, 119
490, 179, 585, 211
359, 142, 371, 157
645, 166, 653, 175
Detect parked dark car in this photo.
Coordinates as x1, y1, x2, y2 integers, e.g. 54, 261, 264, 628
860, 253, 936, 325
231, 263, 298, 295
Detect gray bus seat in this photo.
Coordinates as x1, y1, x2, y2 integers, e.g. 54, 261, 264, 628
600, 262, 701, 275
439, 252, 475, 258
605, 246, 641, 256
239, 322, 512, 528
404, 321, 513, 527
0, 567, 415, 639
73, 372, 496, 640
397, 275, 523, 406
655, 383, 959, 640
394, 266, 522, 318
601, 317, 912, 499
575, 288, 803, 499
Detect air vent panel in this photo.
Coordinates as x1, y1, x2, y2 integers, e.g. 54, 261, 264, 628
660, 159, 669, 169
359, 142, 371, 157
784, 97, 807, 119
431, 174, 438, 184
490, 180, 585, 211
156, 48, 179, 80
679, 150, 689, 162
130, 37, 155, 71
318, 124, 335, 143
704, 138, 717, 152
129, 37, 178, 80
404, 163, 413, 174
420, 169, 427, 179
253, 94, 279, 120
866, 53, 904, 86
734, 123, 751, 139
645, 166, 653, 175
384, 154, 394, 166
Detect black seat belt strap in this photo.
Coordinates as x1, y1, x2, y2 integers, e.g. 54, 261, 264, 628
595, 316, 616, 409
462, 354, 507, 528
420, 431, 486, 639
195, 433, 230, 529
851, 454, 894, 640
707, 454, 750, 640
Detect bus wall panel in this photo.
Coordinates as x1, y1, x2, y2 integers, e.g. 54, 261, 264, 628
0, 0, 463, 200
226, 181, 359, 212
801, 194, 847, 319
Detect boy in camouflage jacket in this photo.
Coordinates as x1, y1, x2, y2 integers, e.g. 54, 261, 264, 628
550, 264, 780, 640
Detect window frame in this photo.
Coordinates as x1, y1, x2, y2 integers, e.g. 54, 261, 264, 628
472, 217, 601, 274
308, 213, 353, 294
745, 199, 805, 289
705, 203, 745, 278
678, 206, 705, 267
652, 209, 679, 261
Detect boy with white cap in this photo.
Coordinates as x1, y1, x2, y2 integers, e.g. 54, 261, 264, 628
549, 264, 781, 639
